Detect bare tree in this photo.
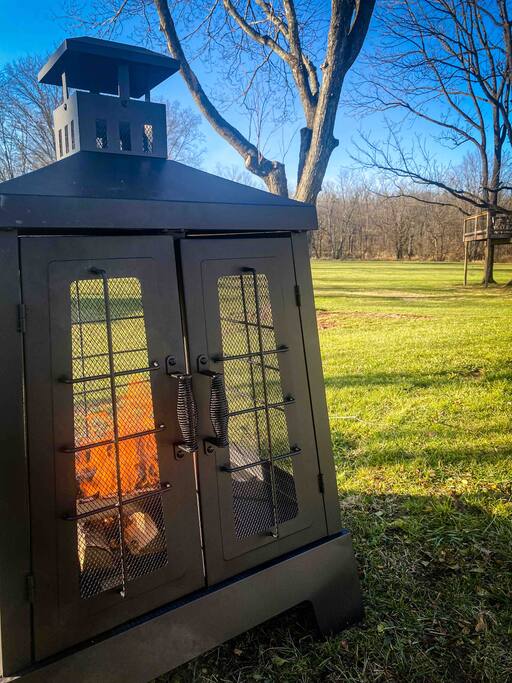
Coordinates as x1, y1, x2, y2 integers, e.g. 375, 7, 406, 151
164, 99, 206, 166
0, 56, 59, 180
352, 0, 512, 283
377, 196, 418, 260
316, 171, 370, 259
65, 0, 375, 203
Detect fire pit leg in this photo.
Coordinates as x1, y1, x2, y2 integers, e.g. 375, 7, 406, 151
309, 534, 363, 634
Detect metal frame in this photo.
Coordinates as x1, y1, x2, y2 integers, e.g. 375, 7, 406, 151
61, 265, 168, 580
0, 34, 360, 669
0, 231, 32, 676
1, 533, 362, 683
220, 267, 295, 541
291, 232, 341, 535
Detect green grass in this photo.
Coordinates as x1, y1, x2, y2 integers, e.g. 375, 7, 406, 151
162, 261, 512, 683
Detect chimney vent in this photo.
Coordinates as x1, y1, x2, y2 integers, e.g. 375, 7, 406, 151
38, 37, 180, 160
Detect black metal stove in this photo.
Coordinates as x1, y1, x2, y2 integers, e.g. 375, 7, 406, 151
0, 37, 362, 683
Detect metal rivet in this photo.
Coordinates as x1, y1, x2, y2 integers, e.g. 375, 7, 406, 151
198, 355, 208, 365
206, 444, 215, 455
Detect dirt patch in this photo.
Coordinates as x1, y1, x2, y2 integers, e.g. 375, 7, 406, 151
316, 310, 432, 329
341, 289, 437, 299
457, 367, 484, 379
317, 312, 343, 329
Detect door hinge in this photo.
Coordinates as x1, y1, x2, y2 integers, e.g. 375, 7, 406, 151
17, 303, 26, 333
318, 472, 325, 493
26, 574, 35, 603
294, 284, 301, 307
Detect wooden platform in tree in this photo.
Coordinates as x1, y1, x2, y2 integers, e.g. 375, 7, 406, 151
463, 212, 512, 243
463, 211, 512, 285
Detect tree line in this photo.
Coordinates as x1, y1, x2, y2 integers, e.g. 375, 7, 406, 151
313, 174, 512, 263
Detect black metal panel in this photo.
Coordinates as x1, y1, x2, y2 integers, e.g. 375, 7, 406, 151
181, 237, 327, 585
0, 153, 306, 207
291, 233, 342, 534
0, 152, 317, 232
0, 232, 32, 676
0, 195, 316, 232
20, 235, 205, 660
7, 533, 363, 683
38, 37, 179, 98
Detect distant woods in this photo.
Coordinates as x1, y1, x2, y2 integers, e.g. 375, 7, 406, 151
313, 173, 512, 263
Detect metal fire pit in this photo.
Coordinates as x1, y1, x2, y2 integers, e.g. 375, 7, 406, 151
0, 37, 362, 683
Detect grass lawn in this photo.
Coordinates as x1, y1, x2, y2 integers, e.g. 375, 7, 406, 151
163, 260, 512, 683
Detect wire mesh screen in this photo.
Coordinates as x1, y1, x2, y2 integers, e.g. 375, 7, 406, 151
69, 275, 168, 599
218, 271, 298, 539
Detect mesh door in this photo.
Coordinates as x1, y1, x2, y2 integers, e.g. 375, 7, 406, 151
217, 271, 299, 539
68, 275, 169, 598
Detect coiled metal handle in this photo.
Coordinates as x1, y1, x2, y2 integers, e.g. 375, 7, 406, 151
209, 373, 229, 448
174, 373, 198, 453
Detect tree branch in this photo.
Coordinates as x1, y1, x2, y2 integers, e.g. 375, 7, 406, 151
295, 0, 376, 202
153, 0, 288, 195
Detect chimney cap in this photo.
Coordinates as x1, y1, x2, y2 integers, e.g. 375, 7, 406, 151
38, 36, 180, 98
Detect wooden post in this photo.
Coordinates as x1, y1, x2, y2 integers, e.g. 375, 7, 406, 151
463, 241, 468, 286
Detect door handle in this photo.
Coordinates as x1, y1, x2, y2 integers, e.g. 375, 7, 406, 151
170, 372, 198, 455
192, 371, 230, 449
209, 373, 229, 448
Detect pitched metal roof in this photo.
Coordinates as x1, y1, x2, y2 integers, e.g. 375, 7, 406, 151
38, 37, 180, 99
0, 152, 316, 232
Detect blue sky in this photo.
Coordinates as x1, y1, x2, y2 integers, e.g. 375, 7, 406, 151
0, 0, 458, 186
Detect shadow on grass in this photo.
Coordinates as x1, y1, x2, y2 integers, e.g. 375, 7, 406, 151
335, 442, 512, 470
324, 366, 512, 389
159, 490, 512, 683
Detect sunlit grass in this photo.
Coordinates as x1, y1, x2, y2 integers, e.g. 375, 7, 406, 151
163, 260, 512, 683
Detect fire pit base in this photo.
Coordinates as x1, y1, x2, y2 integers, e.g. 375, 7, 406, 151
3, 532, 362, 683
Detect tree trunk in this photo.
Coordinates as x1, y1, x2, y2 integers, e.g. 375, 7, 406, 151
258, 161, 288, 196
482, 240, 496, 286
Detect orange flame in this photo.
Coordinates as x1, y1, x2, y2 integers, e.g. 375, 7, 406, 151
75, 381, 160, 501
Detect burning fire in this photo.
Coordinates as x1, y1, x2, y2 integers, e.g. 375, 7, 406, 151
75, 381, 160, 501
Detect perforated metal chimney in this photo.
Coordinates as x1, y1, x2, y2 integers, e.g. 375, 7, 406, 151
39, 37, 178, 160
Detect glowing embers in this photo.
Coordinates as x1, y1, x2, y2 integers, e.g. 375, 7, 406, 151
70, 276, 168, 599
217, 272, 298, 539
